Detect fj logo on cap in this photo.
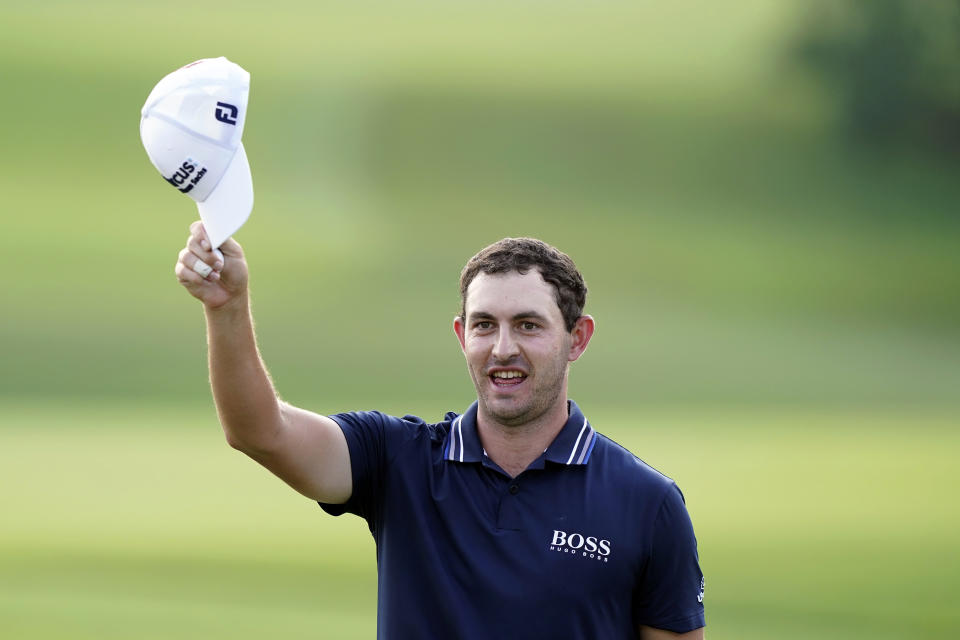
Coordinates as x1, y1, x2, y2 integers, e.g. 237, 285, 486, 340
165, 158, 208, 194
215, 101, 239, 125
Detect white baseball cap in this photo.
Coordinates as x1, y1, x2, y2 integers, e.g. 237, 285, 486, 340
140, 56, 253, 249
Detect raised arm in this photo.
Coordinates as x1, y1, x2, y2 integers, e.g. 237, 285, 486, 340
175, 221, 351, 503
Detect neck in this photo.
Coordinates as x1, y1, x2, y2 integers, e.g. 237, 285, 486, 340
476, 396, 570, 478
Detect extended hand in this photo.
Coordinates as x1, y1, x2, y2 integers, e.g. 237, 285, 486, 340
175, 220, 249, 310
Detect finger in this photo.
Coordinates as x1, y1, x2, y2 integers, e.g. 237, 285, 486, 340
192, 259, 214, 279
189, 220, 213, 252
187, 234, 223, 271
175, 260, 206, 288
178, 247, 220, 281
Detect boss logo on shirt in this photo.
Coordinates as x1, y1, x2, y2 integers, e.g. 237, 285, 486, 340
549, 529, 611, 563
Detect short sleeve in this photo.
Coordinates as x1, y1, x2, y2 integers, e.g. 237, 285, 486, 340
633, 483, 705, 633
317, 411, 426, 528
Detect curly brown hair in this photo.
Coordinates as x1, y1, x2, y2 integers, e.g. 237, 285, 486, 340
458, 238, 587, 332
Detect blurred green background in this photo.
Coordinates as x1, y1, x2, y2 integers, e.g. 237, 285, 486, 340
1, 1, 958, 638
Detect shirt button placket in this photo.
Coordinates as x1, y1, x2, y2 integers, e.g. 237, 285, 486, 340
496, 482, 524, 531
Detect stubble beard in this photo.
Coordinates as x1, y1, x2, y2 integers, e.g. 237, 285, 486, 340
473, 358, 568, 429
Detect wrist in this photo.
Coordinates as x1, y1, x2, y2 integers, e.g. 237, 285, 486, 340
204, 291, 250, 318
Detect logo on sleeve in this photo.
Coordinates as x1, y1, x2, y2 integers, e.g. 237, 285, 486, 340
549, 529, 611, 563
698, 577, 705, 603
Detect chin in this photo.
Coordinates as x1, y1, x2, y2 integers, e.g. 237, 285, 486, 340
490, 409, 529, 427
484, 399, 544, 427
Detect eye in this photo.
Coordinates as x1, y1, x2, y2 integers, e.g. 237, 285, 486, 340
520, 321, 539, 331
474, 321, 494, 331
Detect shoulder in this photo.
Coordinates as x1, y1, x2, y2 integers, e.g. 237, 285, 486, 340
589, 432, 679, 500
329, 409, 453, 450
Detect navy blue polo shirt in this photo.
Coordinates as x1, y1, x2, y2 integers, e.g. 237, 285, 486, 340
319, 401, 705, 639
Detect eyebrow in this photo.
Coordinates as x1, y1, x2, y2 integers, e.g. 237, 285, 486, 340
469, 311, 550, 323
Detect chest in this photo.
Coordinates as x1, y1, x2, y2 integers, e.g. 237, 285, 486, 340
378, 457, 648, 599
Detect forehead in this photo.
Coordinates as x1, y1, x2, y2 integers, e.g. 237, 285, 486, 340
465, 270, 561, 319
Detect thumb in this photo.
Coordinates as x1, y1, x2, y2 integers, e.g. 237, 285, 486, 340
218, 236, 243, 257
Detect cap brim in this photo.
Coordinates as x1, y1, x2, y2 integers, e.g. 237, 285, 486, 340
197, 142, 253, 249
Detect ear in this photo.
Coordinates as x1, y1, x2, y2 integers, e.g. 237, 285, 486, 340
567, 315, 595, 362
453, 316, 467, 351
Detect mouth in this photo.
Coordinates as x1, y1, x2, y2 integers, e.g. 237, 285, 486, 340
489, 369, 528, 388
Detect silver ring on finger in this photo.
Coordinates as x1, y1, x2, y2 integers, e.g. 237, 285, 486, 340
192, 259, 213, 279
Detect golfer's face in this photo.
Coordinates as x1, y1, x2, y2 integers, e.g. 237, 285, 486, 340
458, 270, 572, 427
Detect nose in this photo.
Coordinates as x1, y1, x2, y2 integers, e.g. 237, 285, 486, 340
492, 326, 519, 362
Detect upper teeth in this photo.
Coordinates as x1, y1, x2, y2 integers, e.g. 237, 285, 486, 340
493, 371, 524, 378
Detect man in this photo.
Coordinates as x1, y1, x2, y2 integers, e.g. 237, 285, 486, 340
176, 226, 706, 639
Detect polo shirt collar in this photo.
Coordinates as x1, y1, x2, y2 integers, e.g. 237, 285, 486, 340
543, 400, 597, 465
443, 402, 484, 463
443, 400, 597, 466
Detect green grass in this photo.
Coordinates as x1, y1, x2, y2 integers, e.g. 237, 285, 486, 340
2, 404, 957, 639
0, 404, 377, 639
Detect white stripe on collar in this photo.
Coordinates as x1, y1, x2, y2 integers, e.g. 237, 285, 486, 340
565, 417, 590, 465
576, 428, 596, 464
447, 415, 462, 461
